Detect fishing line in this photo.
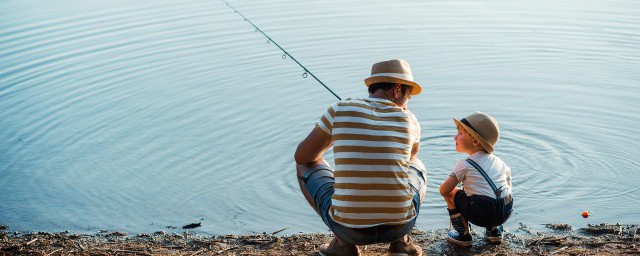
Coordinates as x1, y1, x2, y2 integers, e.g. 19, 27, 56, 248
222, 0, 342, 100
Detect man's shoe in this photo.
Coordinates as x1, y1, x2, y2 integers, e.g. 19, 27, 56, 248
485, 225, 503, 244
387, 236, 422, 256
318, 237, 360, 256
447, 230, 472, 247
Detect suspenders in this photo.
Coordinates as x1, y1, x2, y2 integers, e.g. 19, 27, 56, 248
465, 159, 504, 199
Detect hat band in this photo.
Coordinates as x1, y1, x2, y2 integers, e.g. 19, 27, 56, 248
460, 118, 479, 134
369, 72, 414, 82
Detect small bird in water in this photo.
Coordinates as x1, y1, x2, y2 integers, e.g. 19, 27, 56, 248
182, 222, 201, 229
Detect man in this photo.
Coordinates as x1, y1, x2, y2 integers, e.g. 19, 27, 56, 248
295, 59, 427, 256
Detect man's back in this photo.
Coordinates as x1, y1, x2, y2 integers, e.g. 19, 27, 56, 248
316, 98, 421, 228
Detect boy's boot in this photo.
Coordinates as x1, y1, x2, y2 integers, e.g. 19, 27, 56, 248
485, 225, 503, 244
319, 236, 360, 256
387, 235, 422, 256
447, 208, 472, 247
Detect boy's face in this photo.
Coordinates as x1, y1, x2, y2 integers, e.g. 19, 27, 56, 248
454, 125, 476, 154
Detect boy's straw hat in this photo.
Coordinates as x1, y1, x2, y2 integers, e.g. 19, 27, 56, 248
453, 112, 500, 153
364, 59, 422, 95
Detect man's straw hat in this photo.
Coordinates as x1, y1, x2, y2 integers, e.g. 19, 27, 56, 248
364, 59, 422, 95
453, 112, 500, 153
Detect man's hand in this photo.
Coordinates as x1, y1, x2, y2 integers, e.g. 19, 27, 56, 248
295, 126, 332, 164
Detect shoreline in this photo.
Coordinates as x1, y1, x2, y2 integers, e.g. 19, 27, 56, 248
1, 223, 638, 255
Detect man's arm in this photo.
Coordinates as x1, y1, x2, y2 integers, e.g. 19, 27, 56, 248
294, 126, 332, 164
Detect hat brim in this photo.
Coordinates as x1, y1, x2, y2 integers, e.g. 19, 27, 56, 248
364, 76, 422, 95
453, 118, 494, 153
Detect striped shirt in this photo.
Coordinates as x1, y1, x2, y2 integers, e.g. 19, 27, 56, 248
316, 98, 421, 228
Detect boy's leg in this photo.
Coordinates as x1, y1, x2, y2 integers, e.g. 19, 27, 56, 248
443, 188, 472, 247
485, 225, 504, 244
410, 157, 427, 204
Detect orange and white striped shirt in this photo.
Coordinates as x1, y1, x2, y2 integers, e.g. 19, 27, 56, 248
316, 98, 421, 228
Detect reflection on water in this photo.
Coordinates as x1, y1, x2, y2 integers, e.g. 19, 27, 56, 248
0, 0, 639, 235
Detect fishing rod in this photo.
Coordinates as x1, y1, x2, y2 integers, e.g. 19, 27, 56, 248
222, 0, 342, 100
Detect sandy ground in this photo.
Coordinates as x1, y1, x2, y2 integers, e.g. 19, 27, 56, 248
0, 223, 638, 255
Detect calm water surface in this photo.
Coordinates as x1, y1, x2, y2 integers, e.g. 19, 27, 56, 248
1, 0, 639, 235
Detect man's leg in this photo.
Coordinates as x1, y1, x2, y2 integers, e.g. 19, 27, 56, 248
296, 159, 360, 255
387, 158, 426, 256
295, 158, 329, 215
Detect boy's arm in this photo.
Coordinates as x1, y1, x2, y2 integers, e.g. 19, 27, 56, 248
410, 143, 420, 160
439, 175, 459, 197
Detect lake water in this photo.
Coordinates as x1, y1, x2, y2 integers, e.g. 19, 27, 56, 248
1, 0, 639, 236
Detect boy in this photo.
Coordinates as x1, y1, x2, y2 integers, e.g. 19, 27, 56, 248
439, 112, 513, 246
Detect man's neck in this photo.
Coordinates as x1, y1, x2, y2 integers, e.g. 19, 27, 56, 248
369, 91, 405, 109
369, 91, 390, 100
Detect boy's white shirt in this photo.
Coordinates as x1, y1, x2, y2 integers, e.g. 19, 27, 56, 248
451, 151, 512, 198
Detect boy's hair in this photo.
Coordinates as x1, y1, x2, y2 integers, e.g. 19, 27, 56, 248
368, 82, 411, 94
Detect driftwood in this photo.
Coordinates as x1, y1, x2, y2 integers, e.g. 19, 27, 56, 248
189, 248, 207, 256
216, 245, 239, 254
25, 238, 38, 246
581, 223, 637, 235
95, 247, 152, 256
527, 236, 568, 246
271, 227, 290, 235
44, 248, 61, 256
544, 223, 572, 230
182, 223, 202, 229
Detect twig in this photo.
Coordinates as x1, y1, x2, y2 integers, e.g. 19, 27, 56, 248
94, 248, 151, 256
25, 238, 38, 246
271, 227, 290, 235
550, 246, 567, 255
216, 246, 238, 255
113, 249, 152, 255
161, 245, 184, 249
244, 238, 274, 244
45, 248, 62, 256
528, 236, 567, 246
190, 249, 207, 256
527, 235, 544, 247
589, 241, 631, 246
76, 241, 86, 251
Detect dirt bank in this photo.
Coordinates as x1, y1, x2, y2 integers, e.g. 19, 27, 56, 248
0, 223, 638, 255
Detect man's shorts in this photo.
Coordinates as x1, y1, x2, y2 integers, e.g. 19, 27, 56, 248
454, 190, 513, 228
301, 163, 427, 245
